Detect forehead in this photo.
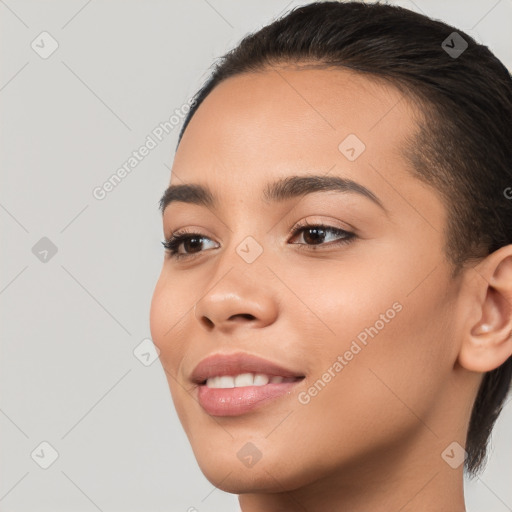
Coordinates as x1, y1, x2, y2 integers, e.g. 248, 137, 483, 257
175, 66, 416, 168
169, 66, 431, 220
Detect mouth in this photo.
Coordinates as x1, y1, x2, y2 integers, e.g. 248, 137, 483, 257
190, 351, 305, 384
190, 352, 305, 416
196, 377, 305, 417
200, 373, 303, 388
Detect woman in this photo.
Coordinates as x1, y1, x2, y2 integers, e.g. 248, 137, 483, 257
150, 2, 512, 510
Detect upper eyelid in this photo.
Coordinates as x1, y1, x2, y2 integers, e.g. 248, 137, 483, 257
168, 222, 352, 239
292, 217, 355, 232
167, 216, 355, 237
167, 223, 354, 248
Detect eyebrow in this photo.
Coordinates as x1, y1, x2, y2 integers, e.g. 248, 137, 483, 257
159, 174, 386, 214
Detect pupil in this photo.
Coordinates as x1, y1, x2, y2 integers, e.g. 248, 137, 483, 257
185, 237, 202, 253
304, 227, 325, 245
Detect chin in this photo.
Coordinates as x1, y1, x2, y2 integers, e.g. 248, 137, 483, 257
195, 457, 302, 494
189, 436, 327, 495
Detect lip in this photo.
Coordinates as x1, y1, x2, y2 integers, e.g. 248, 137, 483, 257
190, 352, 305, 417
196, 382, 302, 416
190, 351, 304, 384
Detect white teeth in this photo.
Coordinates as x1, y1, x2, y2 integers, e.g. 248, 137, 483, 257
253, 373, 270, 386
234, 373, 254, 387
205, 373, 293, 388
217, 376, 235, 388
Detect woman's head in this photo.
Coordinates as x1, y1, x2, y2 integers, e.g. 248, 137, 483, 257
150, 0, 512, 499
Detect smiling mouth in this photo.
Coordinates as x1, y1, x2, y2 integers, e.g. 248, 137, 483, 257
200, 373, 304, 388
195, 375, 306, 417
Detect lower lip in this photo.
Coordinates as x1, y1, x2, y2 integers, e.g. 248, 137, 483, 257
196, 380, 303, 416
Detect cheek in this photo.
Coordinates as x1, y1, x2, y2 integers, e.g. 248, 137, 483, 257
287, 256, 454, 434
149, 273, 191, 372
150, 278, 196, 425
277, 294, 452, 480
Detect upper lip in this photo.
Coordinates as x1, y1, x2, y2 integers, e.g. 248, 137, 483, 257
190, 352, 305, 384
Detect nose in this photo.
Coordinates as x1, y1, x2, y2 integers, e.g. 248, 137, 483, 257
194, 267, 279, 334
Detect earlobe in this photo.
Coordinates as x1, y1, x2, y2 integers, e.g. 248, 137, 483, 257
457, 245, 512, 373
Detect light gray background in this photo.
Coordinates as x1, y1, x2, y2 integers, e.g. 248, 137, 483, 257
1, 0, 511, 511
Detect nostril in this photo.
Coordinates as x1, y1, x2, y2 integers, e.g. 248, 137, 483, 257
230, 313, 256, 321
198, 316, 214, 329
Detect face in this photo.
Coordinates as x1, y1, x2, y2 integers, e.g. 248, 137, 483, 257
150, 67, 470, 494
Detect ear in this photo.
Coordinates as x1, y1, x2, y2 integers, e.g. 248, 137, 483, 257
457, 244, 512, 373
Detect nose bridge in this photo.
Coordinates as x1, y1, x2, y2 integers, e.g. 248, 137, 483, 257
216, 210, 270, 274
193, 236, 279, 330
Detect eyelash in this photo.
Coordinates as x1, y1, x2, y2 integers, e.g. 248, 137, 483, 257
161, 221, 356, 260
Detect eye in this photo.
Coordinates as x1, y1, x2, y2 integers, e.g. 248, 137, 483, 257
288, 221, 356, 249
162, 221, 356, 260
161, 229, 219, 260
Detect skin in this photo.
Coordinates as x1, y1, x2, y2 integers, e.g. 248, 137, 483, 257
149, 66, 512, 512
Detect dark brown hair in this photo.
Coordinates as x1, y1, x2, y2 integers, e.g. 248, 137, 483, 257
176, 1, 512, 476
